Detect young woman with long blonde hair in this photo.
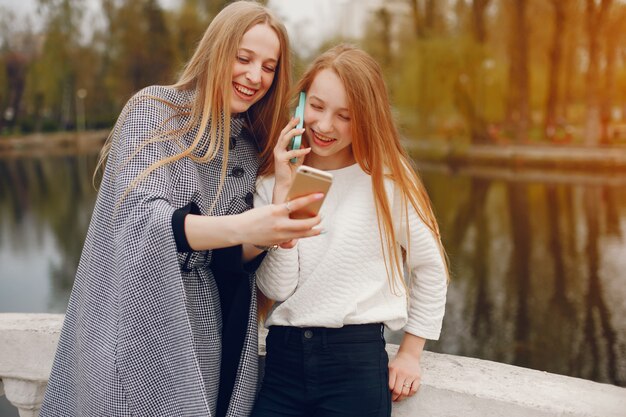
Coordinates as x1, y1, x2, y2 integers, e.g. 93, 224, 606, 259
40, 2, 320, 417
251, 44, 448, 417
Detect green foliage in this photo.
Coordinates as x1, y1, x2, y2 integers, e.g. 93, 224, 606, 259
1, 0, 625, 142
105, 0, 176, 102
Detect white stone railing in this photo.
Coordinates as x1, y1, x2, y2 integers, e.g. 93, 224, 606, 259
1, 313, 625, 417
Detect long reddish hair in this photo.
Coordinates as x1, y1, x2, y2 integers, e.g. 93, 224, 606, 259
258, 44, 448, 320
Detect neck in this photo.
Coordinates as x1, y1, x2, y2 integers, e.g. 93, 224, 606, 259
305, 152, 356, 171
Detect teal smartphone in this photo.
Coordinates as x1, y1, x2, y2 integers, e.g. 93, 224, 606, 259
289, 91, 306, 163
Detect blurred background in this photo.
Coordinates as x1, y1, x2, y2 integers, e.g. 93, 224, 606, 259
0, 2, 625, 415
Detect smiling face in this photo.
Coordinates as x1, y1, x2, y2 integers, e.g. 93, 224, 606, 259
230, 23, 281, 114
303, 69, 355, 170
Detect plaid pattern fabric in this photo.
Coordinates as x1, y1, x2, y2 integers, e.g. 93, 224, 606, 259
40, 85, 260, 417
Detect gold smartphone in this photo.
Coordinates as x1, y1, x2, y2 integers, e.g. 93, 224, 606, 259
286, 165, 333, 219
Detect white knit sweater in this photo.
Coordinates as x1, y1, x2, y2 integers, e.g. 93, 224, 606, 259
254, 163, 447, 340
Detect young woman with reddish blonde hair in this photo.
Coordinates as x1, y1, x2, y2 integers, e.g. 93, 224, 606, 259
252, 44, 448, 417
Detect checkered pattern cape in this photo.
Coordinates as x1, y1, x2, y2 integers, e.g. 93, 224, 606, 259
41, 86, 260, 416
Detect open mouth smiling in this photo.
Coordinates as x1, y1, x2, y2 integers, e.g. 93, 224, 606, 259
233, 82, 257, 98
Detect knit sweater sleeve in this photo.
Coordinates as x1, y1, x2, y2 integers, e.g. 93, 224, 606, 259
395, 184, 448, 340
253, 176, 299, 301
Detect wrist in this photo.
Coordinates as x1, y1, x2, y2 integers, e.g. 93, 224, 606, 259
398, 333, 426, 359
243, 243, 265, 261
229, 212, 250, 246
272, 183, 290, 204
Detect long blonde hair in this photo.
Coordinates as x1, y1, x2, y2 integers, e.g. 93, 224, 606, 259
258, 44, 447, 319
97, 1, 291, 209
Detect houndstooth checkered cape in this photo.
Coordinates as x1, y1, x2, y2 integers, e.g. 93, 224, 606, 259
41, 85, 260, 416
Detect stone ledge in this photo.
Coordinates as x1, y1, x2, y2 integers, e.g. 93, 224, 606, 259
1, 313, 625, 417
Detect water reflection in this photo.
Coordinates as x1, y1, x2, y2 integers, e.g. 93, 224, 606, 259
0, 152, 624, 387
0, 155, 98, 312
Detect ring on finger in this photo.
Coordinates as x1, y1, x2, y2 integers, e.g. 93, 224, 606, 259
402, 382, 411, 389
284, 201, 292, 213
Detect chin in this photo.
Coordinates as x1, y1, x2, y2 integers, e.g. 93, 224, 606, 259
231, 102, 251, 114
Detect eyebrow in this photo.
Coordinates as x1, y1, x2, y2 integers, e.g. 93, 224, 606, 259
308, 94, 350, 112
238, 48, 278, 64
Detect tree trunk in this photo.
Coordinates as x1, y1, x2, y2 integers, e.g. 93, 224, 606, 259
506, 0, 530, 143
376, 7, 392, 68
471, 0, 490, 43
409, 0, 424, 38
561, 2, 578, 123
599, 7, 624, 144
545, 0, 565, 141
4, 52, 28, 131
584, 0, 613, 146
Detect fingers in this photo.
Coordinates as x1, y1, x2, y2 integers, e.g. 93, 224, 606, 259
278, 117, 300, 138
391, 380, 420, 402
391, 374, 404, 402
391, 379, 411, 402
284, 147, 311, 162
268, 217, 320, 245
388, 364, 421, 402
285, 193, 324, 212
278, 118, 305, 149
279, 239, 298, 249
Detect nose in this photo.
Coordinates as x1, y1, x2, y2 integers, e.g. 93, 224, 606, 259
317, 111, 333, 133
246, 65, 262, 85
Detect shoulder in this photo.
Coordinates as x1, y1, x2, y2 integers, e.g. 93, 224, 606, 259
123, 86, 192, 120
109, 87, 194, 158
134, 85, 193, 106
115, 86, 195, 139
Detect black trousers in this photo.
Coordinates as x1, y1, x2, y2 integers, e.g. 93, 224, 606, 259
251, 324, 392, 417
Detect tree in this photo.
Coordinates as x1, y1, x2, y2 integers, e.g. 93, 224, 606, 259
544, 0, 566, 141
584, 0, 613, 145
367, 7, 393, 69
106, 0, 175, 104
467, 0, 493, 144
408, 0, 448, 39
599, 3, 626, 144
559, 1, 584, 126
33, 0, 86, 130
505, 0, 530, 143
0, 9, 38, 133
471, 0, 491, 44
170, 0, 209, 67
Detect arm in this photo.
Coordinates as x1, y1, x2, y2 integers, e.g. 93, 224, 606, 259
177, 117, 314, 260
389, 333, 425, 402
251, 177, 300, 301
255, 246, 299, 301
388, 186, 448, 402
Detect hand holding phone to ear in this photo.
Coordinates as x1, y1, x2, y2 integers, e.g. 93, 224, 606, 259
273, 92, 310, 203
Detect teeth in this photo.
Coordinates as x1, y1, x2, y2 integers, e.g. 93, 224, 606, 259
235, 83, 255, 96
315, 131, 335, 142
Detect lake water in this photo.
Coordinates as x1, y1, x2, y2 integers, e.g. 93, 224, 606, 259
1, 151, 625, 414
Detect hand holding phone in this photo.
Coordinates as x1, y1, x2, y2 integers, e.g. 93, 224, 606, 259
289, 92, 306, 164
286, 165, 333, 219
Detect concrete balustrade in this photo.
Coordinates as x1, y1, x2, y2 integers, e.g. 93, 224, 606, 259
0, 314, 63, 417
1, 313, 625, 417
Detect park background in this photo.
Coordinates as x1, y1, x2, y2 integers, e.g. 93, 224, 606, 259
1, 1, 625, 414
